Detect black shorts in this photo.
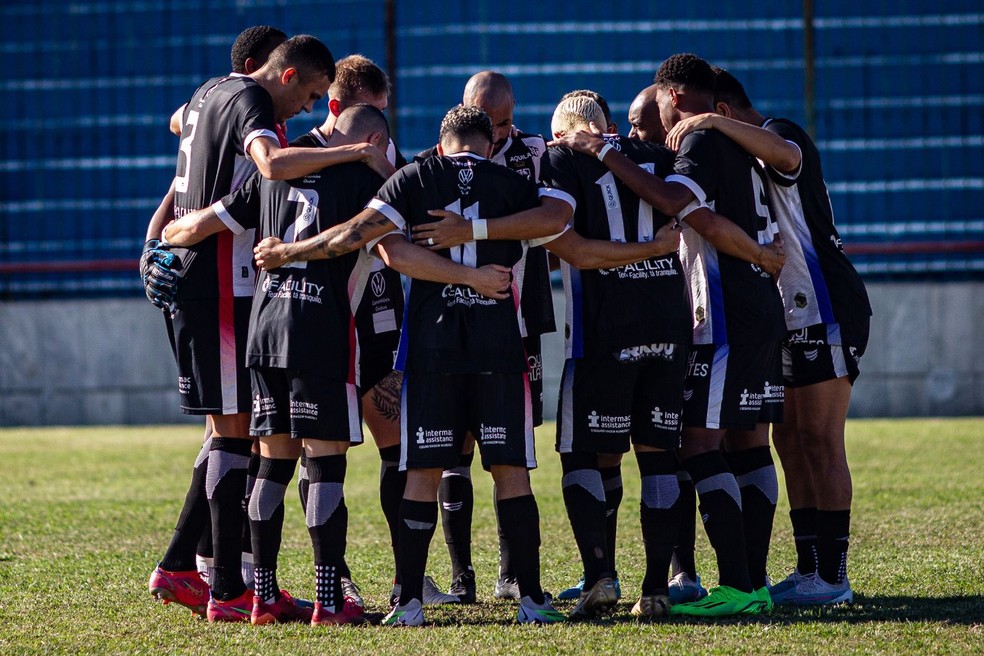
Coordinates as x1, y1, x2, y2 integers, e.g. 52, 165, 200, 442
525, 334, 544, 427
359, 343, 398, 397
556, 343, 688, 454
400, 372, 535, 471
249, 366, 363, 442
165, 296, 252, 415
783, 321, 869, 388
682, 342, 784, 431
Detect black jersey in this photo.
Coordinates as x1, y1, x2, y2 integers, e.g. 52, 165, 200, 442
668, 129, 786, 346
761, 118, 872, 342
290, 128, 408, 168
214, 162, 386, 380
171, 74, 280, 301
417, 131, 556, 337
371, 153, 541, 375
545, 136, 691, 358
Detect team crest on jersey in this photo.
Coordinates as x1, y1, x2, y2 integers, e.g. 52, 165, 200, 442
795, 292, 808, 309
458, 168, 474, 195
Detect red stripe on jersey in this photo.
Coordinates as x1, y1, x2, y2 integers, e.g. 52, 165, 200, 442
216, 232, 238, 412
276, 123, 288, 147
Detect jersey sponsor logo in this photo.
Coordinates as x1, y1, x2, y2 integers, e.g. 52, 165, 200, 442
750, 262, 772, 278
253, 394, 277, 417
415, 426, 455, 449
651, 406, 681, 431
830, 234, 845, 252
289, 400, 318, 421
457, 168, 474, 195
599, 256, 678, 280
441, 284, 497, 308
601, 181, 619, 209
527, 352, 543, 382
616, 342, 677, 363
479, 423, 508, 446
262, 273, 325, 304
371, 271, 387, 297
587, 410, 631, 433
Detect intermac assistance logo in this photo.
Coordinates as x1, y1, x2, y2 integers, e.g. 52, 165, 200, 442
458, 168, 474, 195
587, 410, 631, 433
415, 426, 455, 449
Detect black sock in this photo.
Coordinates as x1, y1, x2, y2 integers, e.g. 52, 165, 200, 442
726, 446, 778, 589
248, 456, 295, 603
494, 483, 512, 579
378, 445, 405, 581
600, 464, 623, 579
161, 438, 212, 573
672, 466, 698, 579
561, 452, 610, 588
241, 449, 261, 589
397, 498, 438, 604
206, 437, 252, 600
789, 507, 819, 575
816, 509, 851, 585
306, 454, 348, 611
497, 494, 544, 604
684, 451, 752, 593
439, 451, 474, 579
637, 451, 680, 596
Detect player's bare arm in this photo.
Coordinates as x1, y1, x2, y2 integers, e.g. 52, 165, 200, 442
549, 131, 694, 216
160, 206, 230, 247
544, 219, 680, 270
374, 234, 511, 300
665, 113, 801, 173
248, 137, 397, 180
412, 196, 572, 250
145, 179, 177, 242
683, 206, 785, 275
254, 207, 397, 270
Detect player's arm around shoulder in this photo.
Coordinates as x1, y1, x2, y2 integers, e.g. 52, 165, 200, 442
545, 219, 681, 270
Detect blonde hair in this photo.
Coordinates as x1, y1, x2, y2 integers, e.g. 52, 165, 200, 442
551, 96, 606, 137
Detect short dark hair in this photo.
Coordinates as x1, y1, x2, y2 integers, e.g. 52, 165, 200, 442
559, 89, 612, 127
439, 104, 493, 147
266, 35, 336, 83
230, 26, 287, 74
334, 103, 390, 144
654, 53, 716, 95
330, 54, 390, 103
712, 67, 753, 111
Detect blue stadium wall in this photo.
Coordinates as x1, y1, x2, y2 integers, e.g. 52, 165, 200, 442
1, 1, 982, 298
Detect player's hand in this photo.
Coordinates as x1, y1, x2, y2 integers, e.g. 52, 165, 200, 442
665, 113, 718, 151
413, 209, 472, 250
548, 130, 606, 157
757, 233, 786, 276
465, 264, 512, 300
362, 144, 397, 179
650, 219, 682, 256
140, 239, 181, 309
254, 237, 288, 270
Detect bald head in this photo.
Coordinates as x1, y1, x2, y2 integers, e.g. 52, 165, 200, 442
627, 84, 665, 144
462, 71, 515, 152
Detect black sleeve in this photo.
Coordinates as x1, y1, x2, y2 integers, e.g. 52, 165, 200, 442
672, 130, 719, 202
218, 171, 263, 230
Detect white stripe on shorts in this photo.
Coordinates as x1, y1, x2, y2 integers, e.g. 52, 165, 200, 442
347, 382, 363, 444
558, 359, 576, 453
705, 345, 729, 429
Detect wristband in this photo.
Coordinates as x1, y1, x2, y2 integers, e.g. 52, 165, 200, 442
597, 142, 614, 162
472, 218, 488, 240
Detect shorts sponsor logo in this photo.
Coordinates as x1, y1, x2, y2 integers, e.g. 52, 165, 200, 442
178, 376, 192, 394
687, 351, 709, 378
763, 380, 784, 405
616, 342, 676, 363
290, 400, 318, 421
371, 271, 386, 297
479, 423, 508, 446
788, 327, 825, 346
587, 410, 631, 433
262, 273, 324, 304
253, 395, 276, 417
738, 388, 765, 411
527, 353, 543, 382
442, 284, 497, 308
415, 426, 455, 449
651, 406, 681, 430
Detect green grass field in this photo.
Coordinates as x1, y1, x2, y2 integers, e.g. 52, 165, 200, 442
1, 418, 982, 654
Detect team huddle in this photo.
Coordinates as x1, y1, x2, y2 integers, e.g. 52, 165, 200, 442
140, 25, 872, 627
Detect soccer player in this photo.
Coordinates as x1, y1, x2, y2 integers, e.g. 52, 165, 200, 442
160, 105, 510, 626
145, 35, 394, 623
559, 89, 619, 134
551, 53, 786, 617
416, 71, 561, 603
666, 67, 871, 605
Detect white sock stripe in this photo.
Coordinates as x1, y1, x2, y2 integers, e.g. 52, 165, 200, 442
561, 469, 606, 502
641, 474, 680, 509
694, 472, 742, 509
